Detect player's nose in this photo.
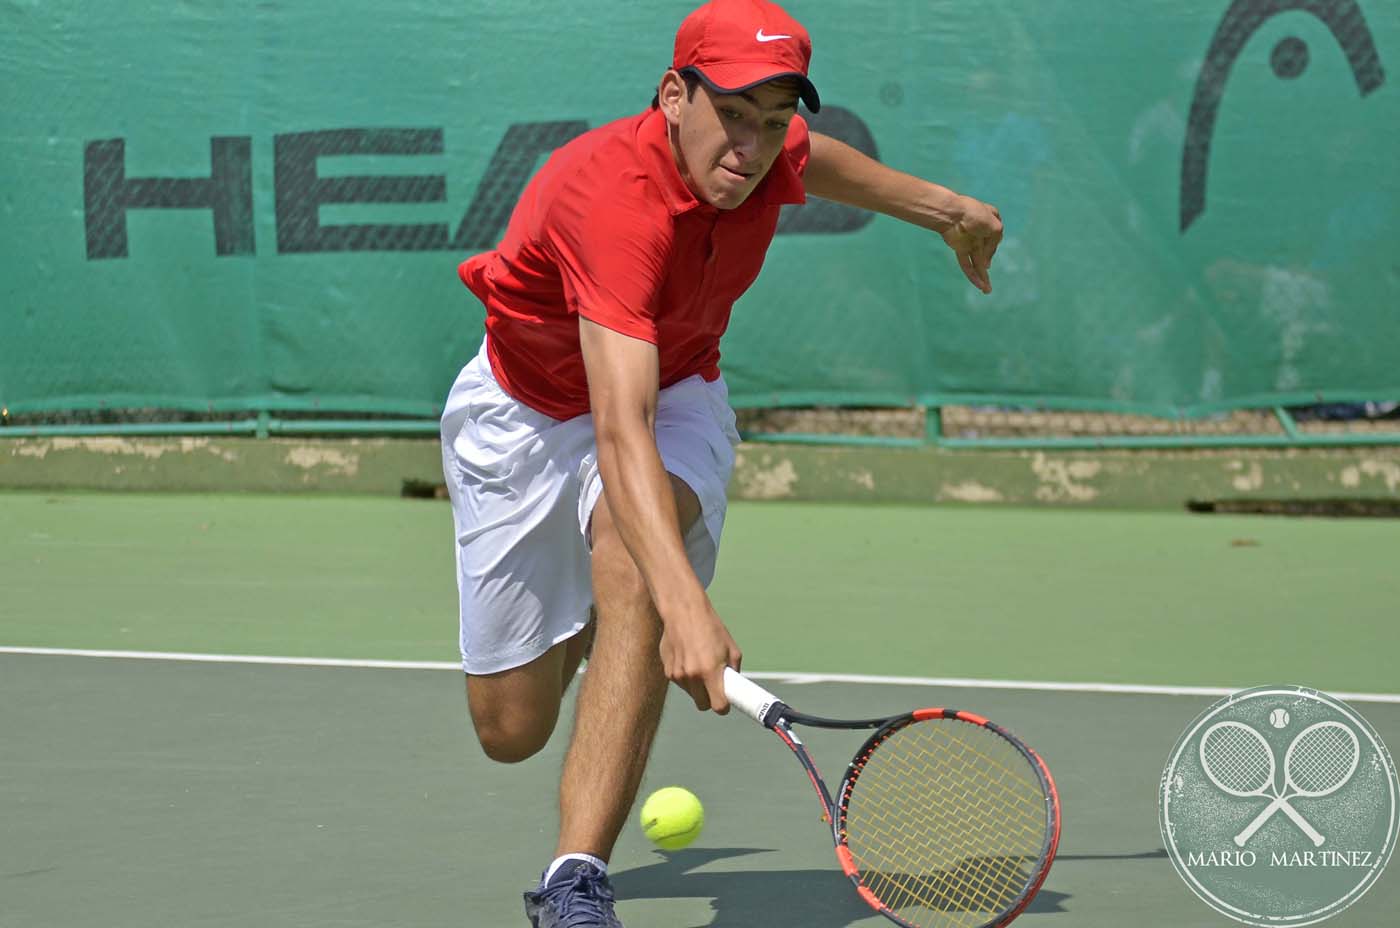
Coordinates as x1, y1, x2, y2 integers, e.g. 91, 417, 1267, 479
730, 132, 759, 162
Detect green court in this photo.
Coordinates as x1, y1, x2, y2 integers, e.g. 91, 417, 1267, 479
3, 492, 1397, 927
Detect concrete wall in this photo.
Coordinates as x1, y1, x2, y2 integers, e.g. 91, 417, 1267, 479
5, 436, 1399, 509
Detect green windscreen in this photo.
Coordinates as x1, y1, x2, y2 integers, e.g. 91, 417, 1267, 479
2, 1, 1395, 419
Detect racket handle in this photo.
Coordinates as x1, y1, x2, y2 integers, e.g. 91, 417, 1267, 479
723, 668, 785, 728
1234, 796, 1326, 847
1284, 801, 1327, 847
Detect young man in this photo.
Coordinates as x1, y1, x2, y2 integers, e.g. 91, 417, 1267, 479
439, 1, 1002, 925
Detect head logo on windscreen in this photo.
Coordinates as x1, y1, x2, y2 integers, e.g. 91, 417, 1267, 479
1180, 0, 1385, 232
1160, 686, 1398, 925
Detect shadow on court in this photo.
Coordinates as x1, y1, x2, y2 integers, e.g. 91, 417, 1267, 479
1059, 850, 1169, 861
616, 847, 1076, 927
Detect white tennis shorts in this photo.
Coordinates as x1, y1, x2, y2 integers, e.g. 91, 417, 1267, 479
439, 337, 741, 675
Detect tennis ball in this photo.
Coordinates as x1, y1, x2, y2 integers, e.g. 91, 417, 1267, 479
639, 786, 704, 851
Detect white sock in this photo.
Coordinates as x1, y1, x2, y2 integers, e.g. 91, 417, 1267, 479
545, 853, 607, 884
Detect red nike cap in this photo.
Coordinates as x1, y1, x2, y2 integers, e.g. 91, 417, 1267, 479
673, 0, 821, 112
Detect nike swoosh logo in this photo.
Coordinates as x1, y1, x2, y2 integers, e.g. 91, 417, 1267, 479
755, 29, 792, 42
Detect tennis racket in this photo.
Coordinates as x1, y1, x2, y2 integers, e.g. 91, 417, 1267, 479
1232, 720, 1361, 847
723, 669, 1060, 928
1196, 721, 1324, 846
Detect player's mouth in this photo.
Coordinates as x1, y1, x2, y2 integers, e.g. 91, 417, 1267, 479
718, 165, 755, 182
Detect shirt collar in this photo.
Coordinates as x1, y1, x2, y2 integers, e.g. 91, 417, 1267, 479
637, 108, 705, 217
753, 142, 806, 208
636, 108, 806, 216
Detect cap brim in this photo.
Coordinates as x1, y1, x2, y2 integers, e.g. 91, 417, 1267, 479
683, 65, 821, 113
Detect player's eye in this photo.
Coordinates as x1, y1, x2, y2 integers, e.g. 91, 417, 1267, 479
767, 120, 789, 131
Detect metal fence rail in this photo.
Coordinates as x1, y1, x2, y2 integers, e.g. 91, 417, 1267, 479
5, 406, 1398, 449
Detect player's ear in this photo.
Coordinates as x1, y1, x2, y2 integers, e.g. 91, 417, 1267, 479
658, 69, 685, 126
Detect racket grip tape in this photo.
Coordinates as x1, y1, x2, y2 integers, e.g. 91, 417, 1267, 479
723, 668, 787, 728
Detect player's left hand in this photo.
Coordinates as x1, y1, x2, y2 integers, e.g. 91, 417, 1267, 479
941, 196, 1002, 294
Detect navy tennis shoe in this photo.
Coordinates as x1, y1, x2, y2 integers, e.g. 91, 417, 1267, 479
523, 860, 624, 928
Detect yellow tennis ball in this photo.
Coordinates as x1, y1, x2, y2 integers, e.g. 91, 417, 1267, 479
639, 786, 704, 851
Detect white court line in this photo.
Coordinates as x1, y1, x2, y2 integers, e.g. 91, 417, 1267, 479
0, 647, 456, 671
762, 672, 1400, 705
4, 646, 1399, 704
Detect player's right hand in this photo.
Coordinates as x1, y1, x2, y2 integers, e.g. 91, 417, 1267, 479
659, 603, 742, 714
941, 195, 1003, 294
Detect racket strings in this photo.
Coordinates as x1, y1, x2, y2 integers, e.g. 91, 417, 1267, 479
1201, 725, 1272, 793
1289, 726, 1357, 793
852, 736, 1042, 921
842, 720, 1049, 928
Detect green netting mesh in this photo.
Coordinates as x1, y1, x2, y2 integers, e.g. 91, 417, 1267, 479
2, 1, 1395, 421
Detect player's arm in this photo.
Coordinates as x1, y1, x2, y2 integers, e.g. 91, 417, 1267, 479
804, 130, 1003, 294
578, 316, 741, 713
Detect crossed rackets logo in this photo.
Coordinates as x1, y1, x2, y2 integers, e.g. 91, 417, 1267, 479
1161, 686, 1398, 927
1199, 720, 1361, 847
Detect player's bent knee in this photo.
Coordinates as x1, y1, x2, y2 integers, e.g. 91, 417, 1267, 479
464, 653, 566, 763
468, 696, 560, 763
473, 716, 554, 764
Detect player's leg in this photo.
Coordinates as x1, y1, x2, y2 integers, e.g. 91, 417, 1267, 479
465, 618, 595, 764
441, 338, 599, 765
523, 374, 737, 926
552, 474, 702, 857
549, 373, 738, 860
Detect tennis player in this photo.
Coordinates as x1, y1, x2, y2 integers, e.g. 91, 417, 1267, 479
440, 1, 1002, 924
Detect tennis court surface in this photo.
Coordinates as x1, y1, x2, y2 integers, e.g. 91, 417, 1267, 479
3, 492, 1397, 927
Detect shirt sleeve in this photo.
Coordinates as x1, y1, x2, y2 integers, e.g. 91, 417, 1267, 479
542, 172, 672, 345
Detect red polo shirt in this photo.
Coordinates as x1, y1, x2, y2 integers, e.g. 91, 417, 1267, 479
458, 107, 810, 421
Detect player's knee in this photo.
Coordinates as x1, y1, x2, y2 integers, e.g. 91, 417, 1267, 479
590, 505, 649, 598
463, 646, 570, 762
590, 481, 697, 602
471, 711, 555, 764
593, 542, 648, 602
